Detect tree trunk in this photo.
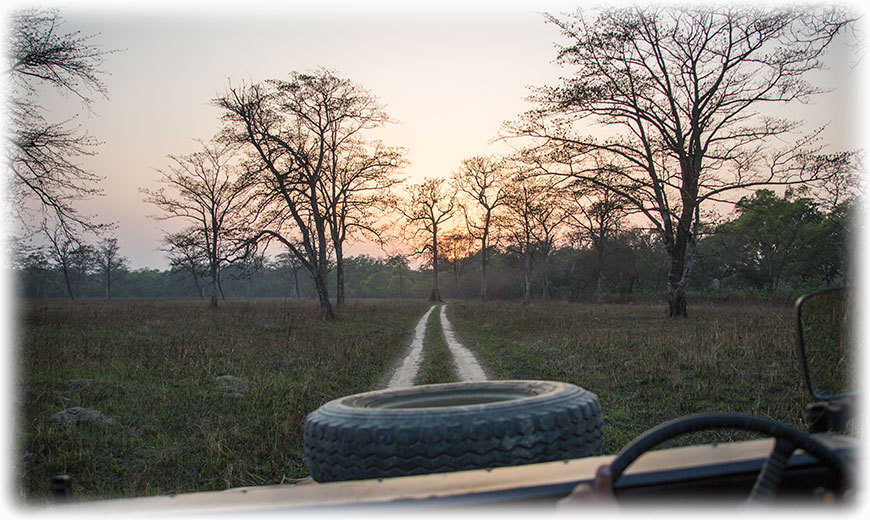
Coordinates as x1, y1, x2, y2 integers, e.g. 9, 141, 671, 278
210, 227, 220, 307
430, 228, 441, 302
336, 264, 345, 306
480, 235, 488, 301
61, 264, 75, 300
522, 248, 532, 305
210, 269, 219, 309
190, 269, 204, 299
595, 241, 605, 304
335, 242, 345, 307
314, 213, 335, 319
541, 252, 551, 301
311, 230, 335, 317
314, 270, 334, 319
75, 271, 84, 299
596, 268, 605, 305
292, 268, 301, 299
665, 162, 702, 318
430, 281, 441, 302
666, 237, 693, 318
668, 289, 688, 318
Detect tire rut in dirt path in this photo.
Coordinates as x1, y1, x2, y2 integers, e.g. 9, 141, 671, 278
385, 305, 436, 389
385, 304, 487, 389
439, 304, 487, 382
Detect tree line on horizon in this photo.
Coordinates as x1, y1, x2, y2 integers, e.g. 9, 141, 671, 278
6, 6, 862, 317
13, 184, 854, 303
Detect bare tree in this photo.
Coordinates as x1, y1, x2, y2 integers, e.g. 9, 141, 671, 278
42, 223, 75, 299
69, 241, 95, 297
439, 230, 475, 293
811, 151, 865, 212
501, 175, 564, 305
509, 5, 856, 317
163, 229, 208, 299
532, 190, 568, 301
564, 173, 630, 304
13, 243, 52, 298
6, 8, 116, 236
386, 254, 411, 298
323, 139, 405, 307
452, 155, 509, 301
215, 70, 397, 319
41, 221, 92, 299
142, 140, 254, 308
274, 251, 306, 299
94, 236, 128, 299
400, 178, 457, 302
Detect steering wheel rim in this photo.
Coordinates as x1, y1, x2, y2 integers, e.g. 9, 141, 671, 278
607, 413, 852, 504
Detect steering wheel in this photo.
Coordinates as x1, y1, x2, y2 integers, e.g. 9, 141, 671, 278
607, 413, 853, 504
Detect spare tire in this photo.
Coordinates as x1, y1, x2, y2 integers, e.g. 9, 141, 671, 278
303, 380, 603, 482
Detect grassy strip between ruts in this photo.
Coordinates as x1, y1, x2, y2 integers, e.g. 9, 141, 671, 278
15, 298, 430, 503
444, 300, 808, 454
415, 305, 457, 386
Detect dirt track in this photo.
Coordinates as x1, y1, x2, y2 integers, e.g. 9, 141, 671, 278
439, 305, 487, 382
386, 304, 487, 388
385, 305, 436, 388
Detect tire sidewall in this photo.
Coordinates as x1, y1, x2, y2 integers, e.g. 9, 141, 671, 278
303, 380, 604, 482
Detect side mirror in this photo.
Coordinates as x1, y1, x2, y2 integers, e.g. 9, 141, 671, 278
795, 288, 856, 400
795, 288, 858, 432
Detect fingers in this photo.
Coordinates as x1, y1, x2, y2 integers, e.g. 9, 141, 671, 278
593, 464, 614, 497
555, 464, 616, 510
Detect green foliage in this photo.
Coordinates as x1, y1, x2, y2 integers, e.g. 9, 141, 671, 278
697, 189, 852, 296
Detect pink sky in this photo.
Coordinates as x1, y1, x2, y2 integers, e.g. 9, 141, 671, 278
4, 0, 867, 270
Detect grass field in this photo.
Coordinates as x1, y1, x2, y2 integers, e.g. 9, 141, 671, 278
445, 300, 807, 452
15, 298, 430, 502
15, 297, 809, 503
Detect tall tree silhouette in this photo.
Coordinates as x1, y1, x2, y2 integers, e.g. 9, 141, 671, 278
215, 70, 399, 318
143, 140, 254, 308
510, 5, 856, 316
400, 178, 456, 302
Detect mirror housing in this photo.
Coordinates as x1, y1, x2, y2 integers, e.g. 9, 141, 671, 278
795, 288, 858, 433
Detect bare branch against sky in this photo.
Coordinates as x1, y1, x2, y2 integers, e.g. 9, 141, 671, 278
1, 0, 866, 272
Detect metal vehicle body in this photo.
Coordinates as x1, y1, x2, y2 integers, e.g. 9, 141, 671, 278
60, 289, 858, 513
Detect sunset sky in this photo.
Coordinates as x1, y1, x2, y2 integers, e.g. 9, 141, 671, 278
4, 0, 867, 270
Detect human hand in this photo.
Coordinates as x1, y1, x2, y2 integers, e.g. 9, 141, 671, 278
556, 464, 616, 510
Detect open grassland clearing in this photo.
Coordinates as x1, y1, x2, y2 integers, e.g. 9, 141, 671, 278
16, 297, 807, 503
446, 300, 806, 453
16, 298, 429, 502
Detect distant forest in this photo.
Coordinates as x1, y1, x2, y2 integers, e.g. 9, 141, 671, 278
13, 188, 853, 303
